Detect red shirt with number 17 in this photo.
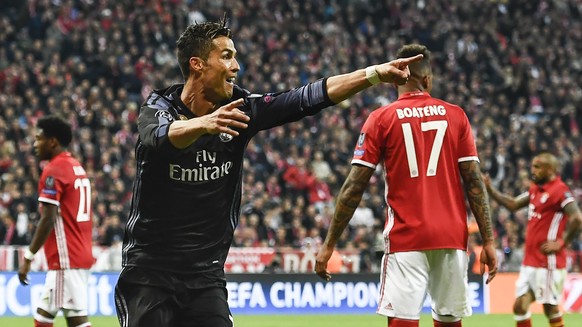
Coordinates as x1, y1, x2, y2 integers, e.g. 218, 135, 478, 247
352, 92, 478, 253
38, 152, 94, 270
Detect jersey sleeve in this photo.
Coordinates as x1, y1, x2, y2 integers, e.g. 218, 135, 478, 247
138, 93, 176, 151
246, 79, 334, 133
351, 111, 382, 169
38, 164, 63, 206
456, 109, 479, 163
559, 187, 575, 208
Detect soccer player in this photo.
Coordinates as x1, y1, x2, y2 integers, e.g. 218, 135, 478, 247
315, 44, 498, 327
18, 115, 94, 327
484, 152, 582, 327
113, 17, 423, 327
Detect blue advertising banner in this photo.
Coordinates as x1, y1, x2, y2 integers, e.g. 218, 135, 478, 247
226, 273, 486, 315
0, 272, 484, 316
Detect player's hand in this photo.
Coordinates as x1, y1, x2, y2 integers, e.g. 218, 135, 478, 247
202, 98, 250, 136
18, 259, 32, 286
540, 240, 563, 254
315, 246, 334, 281
376, 54, 424, 85
480, 243, 498, 284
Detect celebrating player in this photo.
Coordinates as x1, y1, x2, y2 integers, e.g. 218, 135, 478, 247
113, 16, 422, 327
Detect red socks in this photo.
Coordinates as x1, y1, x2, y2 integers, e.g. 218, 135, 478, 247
388, 317, 419, 327
516, 318, 532, 327
433, 320, 462, 327
549, 316, 564, 327
34, 320, 53, 327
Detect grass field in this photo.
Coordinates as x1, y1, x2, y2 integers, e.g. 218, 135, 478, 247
1, 314, 581, 326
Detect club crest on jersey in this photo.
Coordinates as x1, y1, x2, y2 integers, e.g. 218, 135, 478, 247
155, 110, 174, 121
357, 133, 366, 147
540, 192, 549, 204
219, 132, 234, 142
45, 176, 55, 188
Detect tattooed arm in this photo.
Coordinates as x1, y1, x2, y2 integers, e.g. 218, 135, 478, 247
315, 165, 374, 281
459, 160, 498, 283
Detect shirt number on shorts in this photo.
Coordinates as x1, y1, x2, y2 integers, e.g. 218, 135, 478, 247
401, 120, 448, 178
74, 178, 92, 222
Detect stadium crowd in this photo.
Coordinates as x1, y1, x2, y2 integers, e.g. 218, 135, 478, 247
0, 0, 581, 273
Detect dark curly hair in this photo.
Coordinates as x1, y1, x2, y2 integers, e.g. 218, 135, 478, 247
37, 115, 73, 147
176, 15, 232, 80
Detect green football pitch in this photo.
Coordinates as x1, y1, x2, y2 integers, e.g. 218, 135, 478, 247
1, 314, 581, 326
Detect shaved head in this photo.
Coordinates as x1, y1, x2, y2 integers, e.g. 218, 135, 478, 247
535, 152, 559, 172
531, 152, 559, 184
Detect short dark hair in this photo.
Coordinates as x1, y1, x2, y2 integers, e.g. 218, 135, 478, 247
176, 16, 232, 80
37, 115, 73, 147
396, 44, 432, 77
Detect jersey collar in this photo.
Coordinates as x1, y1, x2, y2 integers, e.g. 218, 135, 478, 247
398, 91, 430, 100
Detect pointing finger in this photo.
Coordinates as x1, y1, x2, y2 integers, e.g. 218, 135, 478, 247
398, 54, 424, 66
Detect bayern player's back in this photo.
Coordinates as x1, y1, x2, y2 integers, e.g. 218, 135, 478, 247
378, 92, 477, 251
41, 153, 94, 269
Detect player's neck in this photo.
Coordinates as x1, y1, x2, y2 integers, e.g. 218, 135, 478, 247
181, 81, 215, 116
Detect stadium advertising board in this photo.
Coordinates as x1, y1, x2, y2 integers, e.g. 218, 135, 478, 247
2, 271, 579, 316
0, 272, 483, 316
226, 273, 485, 315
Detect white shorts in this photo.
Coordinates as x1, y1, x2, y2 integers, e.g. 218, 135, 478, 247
515, 265, 567, 305
38, 269, 90, 317
377, 249, 471, 320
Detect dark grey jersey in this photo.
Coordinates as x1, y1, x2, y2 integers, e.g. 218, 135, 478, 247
122, 81, 332, 280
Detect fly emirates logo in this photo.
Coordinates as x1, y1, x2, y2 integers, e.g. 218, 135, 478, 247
169, 150, 233, 182
396, 104, 446, 119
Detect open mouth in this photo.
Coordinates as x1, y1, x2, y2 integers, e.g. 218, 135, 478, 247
226, 77, 236, 85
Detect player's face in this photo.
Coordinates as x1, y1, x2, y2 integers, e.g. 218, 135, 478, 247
530, 156, 549, 184
202, 36, 239, 102
33, 130, 52, 161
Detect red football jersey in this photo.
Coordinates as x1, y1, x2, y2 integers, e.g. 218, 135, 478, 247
38, 152, 94, 270
522, 177, 574, 269
353, 92, 478, 252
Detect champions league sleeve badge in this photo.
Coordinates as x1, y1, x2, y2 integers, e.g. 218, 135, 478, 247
154, 110, 174, 121
219, 132, 234, 142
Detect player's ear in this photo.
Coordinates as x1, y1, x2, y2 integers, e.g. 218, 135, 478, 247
422, 75, 432, 92
189, 57, 205, 72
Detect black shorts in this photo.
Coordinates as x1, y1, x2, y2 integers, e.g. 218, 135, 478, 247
115, 267, 233, 327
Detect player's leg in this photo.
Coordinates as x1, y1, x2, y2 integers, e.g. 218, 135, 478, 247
543, 304, 564, 327
426, 249, 470, 327
60, 269, 92, 327
115, 270, 176, 327
178, 287, 233, 327
35, 270, 59, 327
513, 266, 536, 327
376, 251, 430, 327
539, 269, 567, 327
63, 312, 91, 327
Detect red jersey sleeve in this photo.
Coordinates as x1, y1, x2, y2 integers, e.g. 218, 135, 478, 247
352, 111, 382, 168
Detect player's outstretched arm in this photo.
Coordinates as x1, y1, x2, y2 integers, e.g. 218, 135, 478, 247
460, 161, 497, 284
482, 173, 528, 211
315, 165, 374, 281
325, 54, 424, 104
